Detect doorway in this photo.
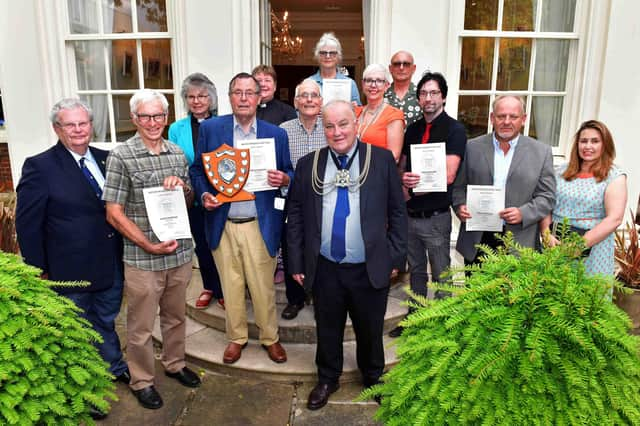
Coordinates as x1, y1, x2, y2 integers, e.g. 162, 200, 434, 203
268, 0, 365, 106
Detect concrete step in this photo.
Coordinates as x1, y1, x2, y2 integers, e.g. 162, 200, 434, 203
152, 316, 400, 384
188, 267, 410, 305
185, 280, 408, 344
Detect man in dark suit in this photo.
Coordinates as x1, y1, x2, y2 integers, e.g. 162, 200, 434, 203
452, 95, 556, 264
190, 72, 294, 365
287, 100, 408, 410
16, 98, 129, 419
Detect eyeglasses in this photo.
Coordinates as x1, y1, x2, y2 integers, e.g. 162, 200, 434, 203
230, 90, 259, 98
56, 121, 91, 131
135, 113, 167, 123
363, 78, 387, 86
295, 92, 321, 100
318, 50, 338, 58
391, 61, 413, 68
418, 90, 441, 99
186, 94, 209, 102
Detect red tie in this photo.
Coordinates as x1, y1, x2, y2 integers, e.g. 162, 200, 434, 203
421, 122, 433, 144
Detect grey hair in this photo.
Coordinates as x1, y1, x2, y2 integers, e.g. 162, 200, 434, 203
322, 99, 356, 121
50, 98, 93, 125
314, 32, 343, 61
180, 72, 218, 115
294, 79, 322, 97
129, 89, 169, 114
492, 95, 526, 115
362, 63, 391, 83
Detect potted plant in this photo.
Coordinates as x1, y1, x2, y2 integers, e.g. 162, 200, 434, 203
0, 252, 116, 425
614, 210, 640, 333
0, 192, 18, 254
362, 233, 640, 424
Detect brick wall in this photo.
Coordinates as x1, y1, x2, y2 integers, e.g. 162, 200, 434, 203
0, 143, 14, 192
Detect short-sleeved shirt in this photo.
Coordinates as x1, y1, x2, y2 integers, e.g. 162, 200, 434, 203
280, 117, 327, 170
402, 111, 467, 212
103, 134, 193, 271
384, 82, 422, 127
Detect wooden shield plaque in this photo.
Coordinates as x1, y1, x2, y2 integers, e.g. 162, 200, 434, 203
202, 144, 255, 203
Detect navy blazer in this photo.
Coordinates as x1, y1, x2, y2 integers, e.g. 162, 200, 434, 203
190, 114, 294, 256
16, 142, 123, 294
287, 142, 408, 291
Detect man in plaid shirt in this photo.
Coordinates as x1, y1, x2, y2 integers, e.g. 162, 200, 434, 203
104, 89, 200, 410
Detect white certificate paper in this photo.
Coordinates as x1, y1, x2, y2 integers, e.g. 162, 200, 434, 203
235, 138, 277, 192
142, 186, 191, 241
410, 143, 447, 193
466, 185, 505, 232
322, 79, 351, 104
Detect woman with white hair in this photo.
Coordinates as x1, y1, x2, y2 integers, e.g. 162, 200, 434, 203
355, 64, 404, 162
308, 32, 361, 105
168, 72, 224, 310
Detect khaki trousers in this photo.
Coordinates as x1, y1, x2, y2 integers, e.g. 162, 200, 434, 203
124, 262, 192, 390
212, 220, 278, 345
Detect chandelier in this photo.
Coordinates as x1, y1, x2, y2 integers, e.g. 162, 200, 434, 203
271, 10, 303, 57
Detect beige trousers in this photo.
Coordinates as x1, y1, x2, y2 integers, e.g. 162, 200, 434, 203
212, 220, 279, 345
124, 262, 192, 390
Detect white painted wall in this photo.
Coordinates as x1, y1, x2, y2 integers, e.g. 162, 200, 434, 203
0, 1, 57, 186
598, 1, 640, 215
388, 0, 452, 83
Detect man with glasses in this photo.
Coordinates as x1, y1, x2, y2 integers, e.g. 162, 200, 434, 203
103, 89, 201, 410
191, 72, 294, 365
385, 51, 421, 126
389, 72, 467, 338
278, 79, 327, 320
252, 65, 296, 126
16, 98, 129, 419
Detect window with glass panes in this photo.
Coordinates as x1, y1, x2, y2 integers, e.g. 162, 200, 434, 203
66, 0, 174, 143
457, 0, 577, 147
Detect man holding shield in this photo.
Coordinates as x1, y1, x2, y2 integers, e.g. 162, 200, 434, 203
190, 72, 294, 365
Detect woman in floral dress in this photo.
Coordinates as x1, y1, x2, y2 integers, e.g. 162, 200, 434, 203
541, 120, 627, 276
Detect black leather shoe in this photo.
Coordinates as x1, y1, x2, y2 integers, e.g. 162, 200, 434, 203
89, 404, 108, 420
307, 382, 339, 410
165, 366, 201, 388
281, 303, 305, 320
113, 368, 131, 384
388, 325, 404, 338
132, 385, 163, 410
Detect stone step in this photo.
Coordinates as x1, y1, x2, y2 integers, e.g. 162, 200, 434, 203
189, 267, 410, 305
152, 316, 400, 384
186, 277, 409, 344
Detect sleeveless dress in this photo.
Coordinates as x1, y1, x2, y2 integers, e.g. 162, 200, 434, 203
551, 164, 625, 276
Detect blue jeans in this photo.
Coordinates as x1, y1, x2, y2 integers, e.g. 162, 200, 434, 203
64, 265, 127, 376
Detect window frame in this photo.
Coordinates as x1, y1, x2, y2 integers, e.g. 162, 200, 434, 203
61, 0, 179, 145
446, 0, 609, 157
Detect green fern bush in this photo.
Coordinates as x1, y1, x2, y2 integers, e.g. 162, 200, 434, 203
0, 252, 116, 425
364, 233, 640, 425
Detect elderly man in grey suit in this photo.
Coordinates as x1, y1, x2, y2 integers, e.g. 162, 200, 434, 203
452, 95, 555, 265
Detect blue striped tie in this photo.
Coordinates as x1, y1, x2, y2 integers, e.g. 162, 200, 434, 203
330, 155, 350, 262
79, 157, 103, 199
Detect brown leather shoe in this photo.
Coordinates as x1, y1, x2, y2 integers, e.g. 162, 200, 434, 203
223, 342, 247, 364
262, 342, 287, 363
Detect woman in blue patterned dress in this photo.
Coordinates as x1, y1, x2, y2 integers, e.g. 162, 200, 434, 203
540, 120, 627, 276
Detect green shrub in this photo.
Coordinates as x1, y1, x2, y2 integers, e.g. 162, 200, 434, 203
364, 233, 640, 425
0, 252, 116, 425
